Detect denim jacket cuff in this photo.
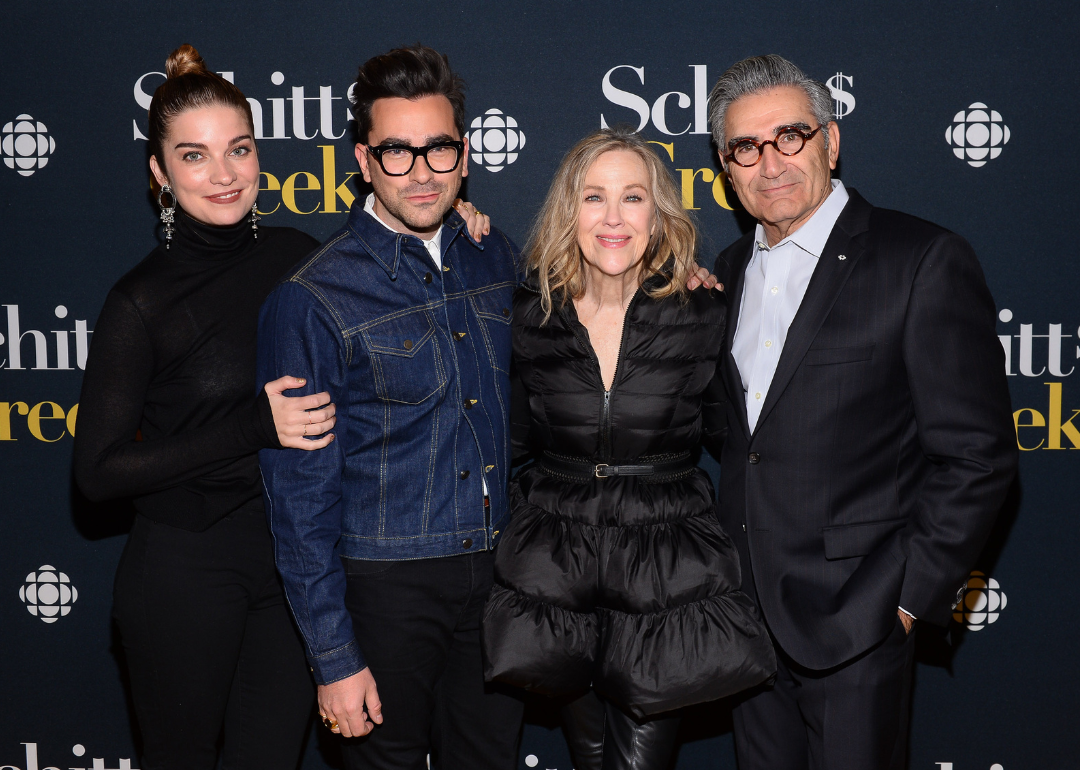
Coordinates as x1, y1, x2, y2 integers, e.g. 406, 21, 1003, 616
309, 639, 367, 685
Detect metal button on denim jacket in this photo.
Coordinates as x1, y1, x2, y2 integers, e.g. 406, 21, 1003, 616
257, 202, 518, 683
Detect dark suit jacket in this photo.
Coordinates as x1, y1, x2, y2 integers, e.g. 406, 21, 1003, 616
714, 189, 1018, 670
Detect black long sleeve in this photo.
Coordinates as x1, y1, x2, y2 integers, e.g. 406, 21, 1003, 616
73, 213, 318, 531
74, 288, 278, 498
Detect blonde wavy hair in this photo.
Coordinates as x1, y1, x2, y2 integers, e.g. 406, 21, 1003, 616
525, 126, 698, 321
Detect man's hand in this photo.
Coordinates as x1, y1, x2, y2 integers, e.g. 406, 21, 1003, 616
686, 265, 723, 292
897, 609, 914, 635
318, 667, 383, 738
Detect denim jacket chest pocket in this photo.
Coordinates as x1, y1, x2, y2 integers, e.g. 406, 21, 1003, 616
361, 309, 447, 404
469, 287, 513, 373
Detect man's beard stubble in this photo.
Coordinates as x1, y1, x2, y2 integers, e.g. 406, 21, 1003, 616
381, 179, 460, 233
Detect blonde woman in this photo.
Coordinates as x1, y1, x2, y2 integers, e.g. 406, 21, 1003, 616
482, 127, 775, 770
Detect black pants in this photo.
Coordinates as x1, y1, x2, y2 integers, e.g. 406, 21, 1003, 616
341, 549, 524, 770
732, 616, 916, 770
113, 506, 314, 770
559, 690, 681, 770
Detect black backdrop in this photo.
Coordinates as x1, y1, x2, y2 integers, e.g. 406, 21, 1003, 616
2, 2, 1077, 768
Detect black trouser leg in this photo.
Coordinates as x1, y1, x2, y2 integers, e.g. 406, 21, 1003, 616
114, 508, 313, 770
341, 550, 524, 770
733, 616, 916, 770
430, 551, 523, 769
731, 648, 810, 770
221, 566, 315, 770
561, 690, 680, 770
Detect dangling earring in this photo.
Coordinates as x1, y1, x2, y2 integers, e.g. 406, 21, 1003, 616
158, 184, 176, 249
250, 202, 260, 240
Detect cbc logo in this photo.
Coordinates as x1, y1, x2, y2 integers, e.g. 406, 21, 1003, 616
468, 109, 526, 172
952, 570, 1006, 631
945, 103, 1010, 168
1, 114, 57, 177
19, 565, 78, 623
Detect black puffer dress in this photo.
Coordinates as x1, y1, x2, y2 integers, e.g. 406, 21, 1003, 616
482, 278, 776, 718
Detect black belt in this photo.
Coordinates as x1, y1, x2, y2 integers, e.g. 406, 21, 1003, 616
540, 451, 695, 482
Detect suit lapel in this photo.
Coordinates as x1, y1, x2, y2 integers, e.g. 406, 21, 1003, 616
753, 190, 873, 434
720, 235, 755, 442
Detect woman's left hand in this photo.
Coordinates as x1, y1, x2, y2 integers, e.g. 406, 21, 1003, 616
686, 266, 723, 292
265, 376, 337, 450
454, 199, 491, 242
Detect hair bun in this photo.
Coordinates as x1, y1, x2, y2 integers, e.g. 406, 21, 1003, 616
165, 44, 208, 79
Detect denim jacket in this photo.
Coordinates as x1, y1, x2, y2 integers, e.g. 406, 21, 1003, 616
257, 202, 519, 684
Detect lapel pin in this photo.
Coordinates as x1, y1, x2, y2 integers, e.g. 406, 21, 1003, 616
838, 254, 847, 261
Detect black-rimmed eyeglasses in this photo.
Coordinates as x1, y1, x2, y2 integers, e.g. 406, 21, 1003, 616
722, 125, 822, 168
366, 141, 465, 176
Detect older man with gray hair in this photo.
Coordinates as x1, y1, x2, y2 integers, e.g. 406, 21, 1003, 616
708, 55, 1017, 768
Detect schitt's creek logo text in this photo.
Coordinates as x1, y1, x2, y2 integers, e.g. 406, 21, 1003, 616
998, 309, 1080, 451
1, 304, 87, 443
1, 302, 1077, 451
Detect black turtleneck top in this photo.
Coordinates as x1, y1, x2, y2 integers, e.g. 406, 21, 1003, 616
73, 211, 319, 531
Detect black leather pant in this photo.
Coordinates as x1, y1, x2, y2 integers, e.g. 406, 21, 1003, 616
561, 690, 681, 770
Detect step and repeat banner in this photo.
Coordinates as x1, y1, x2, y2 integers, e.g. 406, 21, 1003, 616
1, 1, 1076, 768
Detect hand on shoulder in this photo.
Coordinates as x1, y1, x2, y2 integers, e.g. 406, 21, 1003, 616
686, 265, 723, 292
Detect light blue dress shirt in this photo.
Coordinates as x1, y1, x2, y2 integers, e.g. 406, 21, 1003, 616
732, 180, 849, 433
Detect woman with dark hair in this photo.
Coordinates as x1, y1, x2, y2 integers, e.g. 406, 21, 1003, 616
482, 127, 776, 770
73, 44, 489, 770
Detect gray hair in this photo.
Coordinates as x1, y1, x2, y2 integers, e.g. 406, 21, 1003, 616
708, 55, 833, 154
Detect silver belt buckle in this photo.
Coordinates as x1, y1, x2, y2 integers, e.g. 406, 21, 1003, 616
594, 463, 610, 478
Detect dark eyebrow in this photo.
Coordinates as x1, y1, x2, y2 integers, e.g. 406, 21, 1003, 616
173, 134, 252, 151
376, 134, 458, 147
727, 122, 813, 149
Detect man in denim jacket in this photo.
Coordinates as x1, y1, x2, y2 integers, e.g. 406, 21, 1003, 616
257, 46, 523, 769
